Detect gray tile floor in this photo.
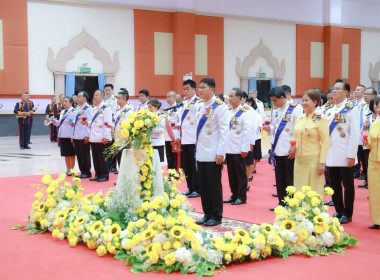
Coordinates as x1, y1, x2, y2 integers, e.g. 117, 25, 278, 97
0, 135, 76, 177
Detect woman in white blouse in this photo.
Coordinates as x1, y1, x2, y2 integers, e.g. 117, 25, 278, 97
53, 97, 76, 175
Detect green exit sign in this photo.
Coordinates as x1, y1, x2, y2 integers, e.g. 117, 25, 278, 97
258, 72, 266, 78
79, 67, 91, 73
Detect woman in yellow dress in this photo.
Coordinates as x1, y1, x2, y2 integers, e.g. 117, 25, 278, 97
363, 97, 380, 229
291, 89, 329, 195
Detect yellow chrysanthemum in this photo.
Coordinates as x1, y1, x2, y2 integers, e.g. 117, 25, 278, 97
164, 252, 176, 266
170, 226, 185, 239
296, 229, 308, 244
142, 229, 156, 240
311, 197, 320, 207
286, 186, 296, 194
313, 225, 324, 234
324, 187, 334, 196
250, 250, 258, 260
73, 216, 86, 227
42, 174, 52, 185
302, 186, 311, 192
294, 191, 305, 200
136, 219, 146, 228
288, 198, 299, 207
260, 223, 274, 235
262, 246, 272, 257
65, 189, 75, 199
280, 219, 295, 231
96, 245, 108, 256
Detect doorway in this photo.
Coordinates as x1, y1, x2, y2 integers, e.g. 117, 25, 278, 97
75, 76, 99, 104
256, 80, 271, 107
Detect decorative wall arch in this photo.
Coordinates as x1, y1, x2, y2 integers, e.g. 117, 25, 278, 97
235, 39, 286, 92
369, 61, 380, 89
47, 27, 120, 96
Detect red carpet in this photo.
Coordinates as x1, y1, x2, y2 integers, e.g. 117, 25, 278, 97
1, 161, 379, 279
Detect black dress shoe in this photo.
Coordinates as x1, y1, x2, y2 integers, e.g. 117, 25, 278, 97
223, 197, 236, 203
90, 177, 100, 181
324, 200, 334, 206
24, 146, 31, 149
109, 168, 116, 173
247, 185, 250, 191
339, 215, 352, 224
358, 182, 368, 188
231, 198, 246, 205
182, 190, 192, 196
333, 212, 342, 218
76, 174, 91, 179
273, 184, 277, 187
369, 224, 380, 229
204, 219, 222, 226
114, 182, 117, 185
353, 173, 360, 179
187, 191, 200, 198
196, 216, 209, 225
113, 171, 119, 174
20, 146, 24, 150
248, 175, 253, 182
97, 177, 109, 182
358, 173, 365, 180
269, 207, 275, 211
272, 193, 278, 197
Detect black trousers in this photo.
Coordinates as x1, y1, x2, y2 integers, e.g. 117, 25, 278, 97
28, 119, 33, 143
18, 123, 31, 148
49, 124, 57, 141
324, 166, 331, 186
329, 167, 355, 218
362, 149, 370, 181
274, 156, 294, 205
226, 153, 247, 201
198, 161, 223, 221
90, 142, 109, 179
181, 144, 199, 192
74, 139, 92, 176
106, 140, 117, 171
165, 141, 178, 170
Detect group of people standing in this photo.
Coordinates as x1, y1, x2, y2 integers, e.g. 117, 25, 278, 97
14, 77, 380, 229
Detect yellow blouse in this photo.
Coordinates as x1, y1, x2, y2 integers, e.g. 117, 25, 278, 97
366, 119, 380, 162
293, 111, 329, 164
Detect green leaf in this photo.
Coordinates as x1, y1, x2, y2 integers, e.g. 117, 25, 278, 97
12, 224, 26, 230
27, 229, 40, 234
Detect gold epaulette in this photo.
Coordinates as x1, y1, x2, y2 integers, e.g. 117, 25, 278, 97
243, 104, 251, 110
215, 98, 223, 105
345, 102, 354, 109
240, 107, 247, 113
289, 102, 298, 107
360, 102, 367, 107
324, 103, 334, 110
197, 99, 204, 103
228, 106, 233, 110
256, 99, 262, 103
85, 104, 90, 108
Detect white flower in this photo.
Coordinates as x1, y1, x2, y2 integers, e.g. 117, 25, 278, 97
57, 201, 70, 210
224, 232, 233, 239
205, 249, 223, 265
82, 232, 91, 242
280, 230, 297, 243
103, 233, 113, 243
58, 233, 65, 240
319, 212, 331, 223
131, 245, 144, 255
120, 229, 130, 239
312, 207, 321, 215
195, 233, 204, 245
321, 231, 334, 247
97, 238, 103, 245
175, 247, 192, 263
92, 231, 99, 239
153, 233, 167, 244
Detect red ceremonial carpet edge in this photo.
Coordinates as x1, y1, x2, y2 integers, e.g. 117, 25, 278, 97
1, 161, 379, 279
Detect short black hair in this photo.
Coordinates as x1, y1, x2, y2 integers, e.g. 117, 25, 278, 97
183, 79, 196, 89
200, 77, 215, 89
320, 93, 327, 105
78, 91, 89, 101
366, 87, 378, 95
148, 97, 162, 109
118, 88, 129, 100
215, 92, 224, 102
269, 86, 286, 99
241, 90, 248, 100
139, 89, 149, 97
281, 85, 291, 94
104, 84, 114, 90
247, 97, 258, 110
64, 97, 73, 104
335, 78, 350, 92
369, 97, 380, 114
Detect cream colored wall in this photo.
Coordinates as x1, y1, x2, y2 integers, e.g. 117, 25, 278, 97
361, 29, 380, 88
224, 17, 296, 94
27, 2, 135, 95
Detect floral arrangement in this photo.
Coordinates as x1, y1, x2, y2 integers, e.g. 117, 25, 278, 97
19, 108, 357, 276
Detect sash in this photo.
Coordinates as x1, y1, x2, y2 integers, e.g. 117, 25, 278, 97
181, 97, 199, 124
268, 104, 296, 166
230, 109, 244, 129
74, 104, 90, 126
329, 105, 352, 135
114, 107, 129, 128
196, 101, 220, 142
90, 105, 107, 127
59, 108, 72, 127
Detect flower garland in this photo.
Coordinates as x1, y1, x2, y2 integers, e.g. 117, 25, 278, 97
118, 109, 158, 201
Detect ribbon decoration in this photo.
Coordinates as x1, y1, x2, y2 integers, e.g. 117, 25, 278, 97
181, 97, 199, 124
114, 107, 129, 128
90, 105, 107, 127
229, 108, 244, 129
329, 105, 352, 135
196, 101, 220, 142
